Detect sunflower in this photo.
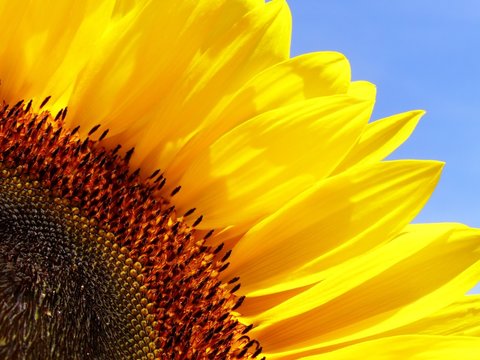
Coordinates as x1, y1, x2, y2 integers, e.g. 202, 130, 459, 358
0, 0, 479, 359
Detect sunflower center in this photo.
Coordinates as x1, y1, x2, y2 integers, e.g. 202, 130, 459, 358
0, 173, 153, 359
0, 100, 263, 359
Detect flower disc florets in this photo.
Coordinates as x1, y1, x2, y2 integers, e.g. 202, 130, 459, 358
0, 100, 262, 359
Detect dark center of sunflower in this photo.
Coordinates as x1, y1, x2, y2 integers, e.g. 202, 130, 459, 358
0, 174, 148, 359
0, 100, 262, 360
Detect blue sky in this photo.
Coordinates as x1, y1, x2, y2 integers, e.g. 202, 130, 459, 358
288, 1, 480, 291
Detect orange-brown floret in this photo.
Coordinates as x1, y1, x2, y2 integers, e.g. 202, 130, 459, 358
0, 99, 263, 359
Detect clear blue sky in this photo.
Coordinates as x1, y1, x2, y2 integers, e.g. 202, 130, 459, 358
288, 1, 480, 291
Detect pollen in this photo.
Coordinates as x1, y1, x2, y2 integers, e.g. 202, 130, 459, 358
0, 100, 262, 359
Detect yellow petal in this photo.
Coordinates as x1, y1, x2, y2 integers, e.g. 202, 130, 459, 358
132, 0, 293, 172
251, 224, 480, 356
166, 51, 352, 183
334, 110, 424, 173
388, 295, 480, 337
224, 160, 442, 296
298, 335, 480, 360
66, 0, 292, 174
174, 95, 372, 229
0, 0, 292, 173
0, 0, 121, 113
348, 80, 376, 100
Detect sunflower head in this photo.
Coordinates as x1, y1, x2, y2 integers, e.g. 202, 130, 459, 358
1, 1, 480, 359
